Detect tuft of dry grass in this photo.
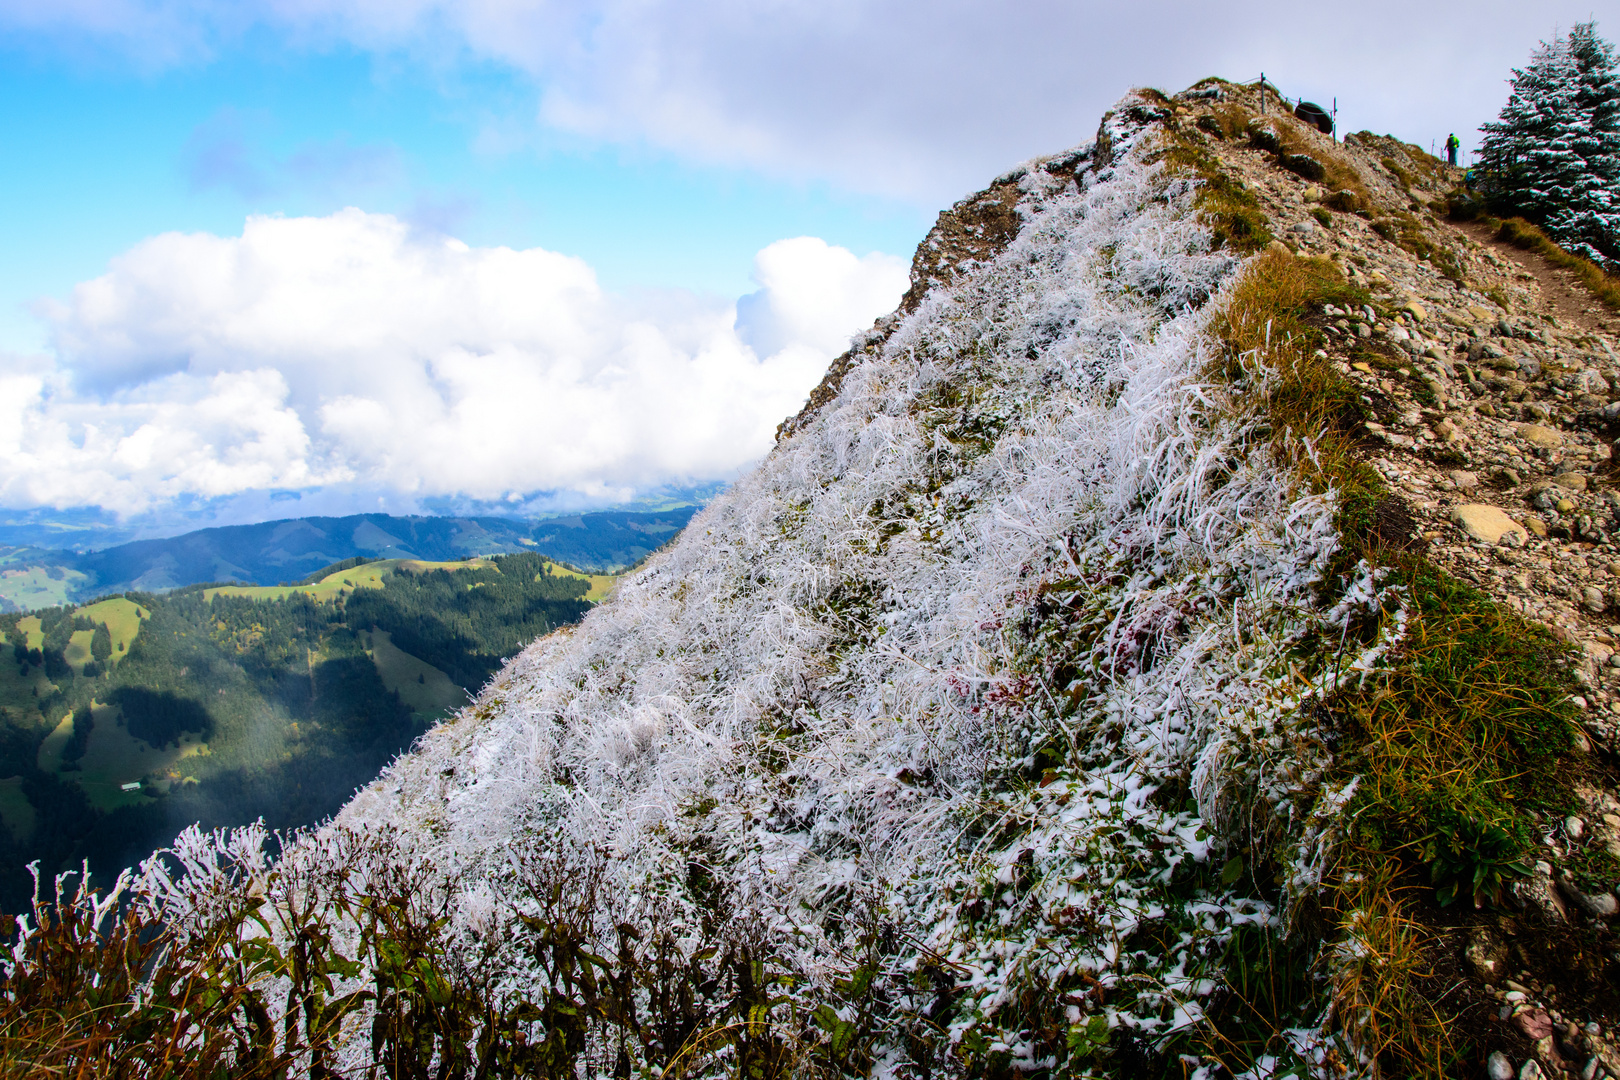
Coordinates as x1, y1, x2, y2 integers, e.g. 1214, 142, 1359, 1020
1209, 248, 1381, 536
1328, 867, 1456, 1077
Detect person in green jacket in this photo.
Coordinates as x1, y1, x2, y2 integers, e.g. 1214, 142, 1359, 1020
1446, 133, 1461, 167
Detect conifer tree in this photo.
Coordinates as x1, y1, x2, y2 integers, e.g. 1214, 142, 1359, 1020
1480, 22, 1620, 270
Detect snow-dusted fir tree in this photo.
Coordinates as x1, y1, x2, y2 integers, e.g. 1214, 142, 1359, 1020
1480, 22, 1620, 270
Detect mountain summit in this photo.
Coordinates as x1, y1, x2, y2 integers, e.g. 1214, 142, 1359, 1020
16, 80, 1620, 1077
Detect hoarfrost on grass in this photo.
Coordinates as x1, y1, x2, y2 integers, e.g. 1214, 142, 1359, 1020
62, 95, 1401, 1067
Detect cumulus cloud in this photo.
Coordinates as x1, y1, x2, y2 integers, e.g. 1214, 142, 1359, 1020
0, 0, 1604, 201
3, 210, 907, 513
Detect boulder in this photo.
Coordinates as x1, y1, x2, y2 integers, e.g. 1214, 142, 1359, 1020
1451, 504, 1528, 545
1518, 424, 1564, 449
1554, 472, 1588, 492
1278, 152, 1326, 182
1247, 120, 1281, 152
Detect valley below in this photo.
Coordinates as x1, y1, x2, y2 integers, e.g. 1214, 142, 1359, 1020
0, 550, 607, 909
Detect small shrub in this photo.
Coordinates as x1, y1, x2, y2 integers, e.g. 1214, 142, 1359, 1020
1425, 816, 1532, 909
1324, 189, 1366, 214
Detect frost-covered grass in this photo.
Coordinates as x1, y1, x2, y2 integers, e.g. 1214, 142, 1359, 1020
4, 89, 1590, 1079
311, 95, 1386, 1073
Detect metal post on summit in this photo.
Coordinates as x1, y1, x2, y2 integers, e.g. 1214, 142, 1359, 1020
1260, 73, 1266, 114
1332, 97, 1338, 144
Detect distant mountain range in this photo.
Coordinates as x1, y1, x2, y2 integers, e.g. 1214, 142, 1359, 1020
0, 509, 699, 612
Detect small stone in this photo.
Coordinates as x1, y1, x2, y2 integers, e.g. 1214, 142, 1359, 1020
1524, 515, 1549, 537
1351, 361, 1373, 373
1487, 1052, 1515, 1080
1501, 468, 1523, 486
1435, 418, 1458, 441
1356, 322, 1372, 339
1367, 269, 1389, 286
1302, 184, 1325, 202
1449, 469, 1480, 490
1468, 927, 1512, 981
1568, 816, 1587, 839
1266, 239, 1293, 257
1402, 299, 1429, 322
1520, 1057, 1547, 1080
1555, 471, 1589, 492
1559, 498, 1579, 514
1585, 586, 1608, 612
1520, 424, 1565, 449
1452, 504, 1530, 546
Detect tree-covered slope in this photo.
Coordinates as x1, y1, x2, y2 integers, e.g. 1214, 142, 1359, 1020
0, 552, 592, 910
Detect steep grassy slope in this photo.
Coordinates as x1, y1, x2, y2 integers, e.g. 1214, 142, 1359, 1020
8, 82, 1617, 1078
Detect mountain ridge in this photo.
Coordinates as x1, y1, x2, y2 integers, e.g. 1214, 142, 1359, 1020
14, 79, 1620, 1076
0, 508, 698, 610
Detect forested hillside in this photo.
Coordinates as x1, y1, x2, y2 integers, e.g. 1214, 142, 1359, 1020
0, 552, 595, 909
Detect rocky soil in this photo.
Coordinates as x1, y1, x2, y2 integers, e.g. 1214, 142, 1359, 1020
1181, 83, 1620, 1079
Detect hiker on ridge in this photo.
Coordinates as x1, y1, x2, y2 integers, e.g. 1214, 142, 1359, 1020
1446, 133, 1460, 167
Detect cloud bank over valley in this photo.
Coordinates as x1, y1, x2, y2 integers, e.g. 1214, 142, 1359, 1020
1, 213, 907, 517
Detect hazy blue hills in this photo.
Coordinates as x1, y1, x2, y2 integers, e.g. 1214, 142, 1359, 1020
0, 509, 698, 611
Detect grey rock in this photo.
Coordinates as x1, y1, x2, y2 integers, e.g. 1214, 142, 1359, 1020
1517, 867, 1570, 922
1487, 1052, 1515, 1080
1560, 875, 1619, 917
1449, 469, 1480, 491
1579, 369, 1612, 395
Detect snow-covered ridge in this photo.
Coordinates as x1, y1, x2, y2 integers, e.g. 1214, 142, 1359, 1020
117, 92, 1393, 1072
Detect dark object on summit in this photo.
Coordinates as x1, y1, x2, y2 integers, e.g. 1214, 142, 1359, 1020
1293, 101, 1333, 134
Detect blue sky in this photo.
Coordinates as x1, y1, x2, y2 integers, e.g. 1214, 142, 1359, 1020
0, 33, 927, 353
0, 0, 1614, 535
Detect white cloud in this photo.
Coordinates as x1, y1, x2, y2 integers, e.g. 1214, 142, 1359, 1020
736, 237, 908, 358
2, 209, 907, 513
0, 0, 1609, 200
